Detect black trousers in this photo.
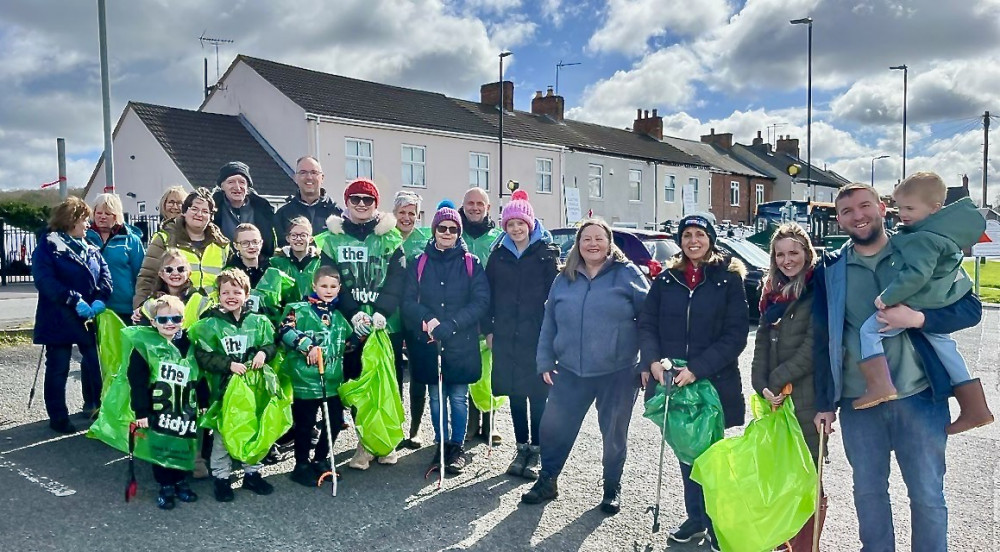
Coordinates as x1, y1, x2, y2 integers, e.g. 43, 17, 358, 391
291, 396, 343, 465
44, 343, 101, 421
680, 461, 713, 534
509, 392, 547, 446
151, 464, 187, 486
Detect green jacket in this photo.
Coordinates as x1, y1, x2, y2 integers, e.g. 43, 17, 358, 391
883, 197, 984, 309
401, 227, 432, 261
188, 307, 277, 400
269, 247, 322, 303
279, 300, 351, 399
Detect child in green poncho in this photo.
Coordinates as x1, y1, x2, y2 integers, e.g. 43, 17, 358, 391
191, 268, 278, 502
127, 295, 209, 510
279, 265, 353, 486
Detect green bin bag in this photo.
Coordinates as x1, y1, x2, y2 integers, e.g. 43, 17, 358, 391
339, 330, 404, 457
469, 338, 508, 412
690, 394, 818, 552
96, 310, 127, 395
643, 379, 724, 465
217, 366, 293, 465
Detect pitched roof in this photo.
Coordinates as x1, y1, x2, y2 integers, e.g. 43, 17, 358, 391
236, 55, 705, 167
660, 136, 770, 178
238, 56, 494, 136
452, 99, 706, 166
728, 143, 848, 188
130, 102, 295, 196
945, 185, 970, 205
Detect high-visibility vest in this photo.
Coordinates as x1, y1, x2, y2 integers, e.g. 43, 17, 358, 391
152, 230, 229, 293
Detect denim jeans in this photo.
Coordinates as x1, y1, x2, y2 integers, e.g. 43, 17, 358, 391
428, 383, 469, 444
538, 368, 638, 484
860, 314, 970, 383
839, 389, 949, 552
44, 343, 101, 422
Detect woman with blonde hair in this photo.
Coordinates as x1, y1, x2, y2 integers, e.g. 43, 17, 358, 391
31, 197, 113, 432
86, 193, 145, 322
751, 222, 825, 549
159, 186, 187, 221
522, 218, 649, 514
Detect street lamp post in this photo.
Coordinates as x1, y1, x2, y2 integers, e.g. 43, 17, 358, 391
498, 51, 512, 202
791, 17, 813, 200
871, 155, 890, 186
890, 65, 908, 181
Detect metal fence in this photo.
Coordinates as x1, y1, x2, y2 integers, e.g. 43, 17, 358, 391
0, 218, 37, 285
124, 214, 163, 246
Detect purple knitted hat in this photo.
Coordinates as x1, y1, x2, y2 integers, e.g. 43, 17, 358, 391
501, 189, 535, 231
431, 200, 462, 235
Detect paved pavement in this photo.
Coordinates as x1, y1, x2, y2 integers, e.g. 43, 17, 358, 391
0, 283, 37, 330
0, 311, 997, 551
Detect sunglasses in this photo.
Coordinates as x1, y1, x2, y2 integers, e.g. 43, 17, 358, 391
154, 315, 183, 325
348, 195, 376, 207
161, 266, 187, 274
435, 224, 460, 235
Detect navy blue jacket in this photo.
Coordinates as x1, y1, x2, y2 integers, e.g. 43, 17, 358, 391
32, 231, 113, 346
402, 240, 490, 386
813, 244, 983, 412
638, 257, 749, 428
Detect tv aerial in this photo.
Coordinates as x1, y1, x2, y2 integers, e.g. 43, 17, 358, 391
199, 32, 235, 80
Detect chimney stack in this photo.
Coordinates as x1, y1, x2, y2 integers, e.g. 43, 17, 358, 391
775, 135, 800, 158
752, 130, 764, 146
700, 128, 733, 149
632, 108, 663, 140
962, 174, 969, 189
481, 81, 514, 112
531, 85, 565, 121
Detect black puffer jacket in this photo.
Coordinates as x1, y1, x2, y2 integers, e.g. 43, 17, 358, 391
483, 239, 560, 397
638, 256, 749, 428
402, 240, 490, 386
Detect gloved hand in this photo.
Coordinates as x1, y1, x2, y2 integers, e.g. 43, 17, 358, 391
75, 300, 94, 320
91, 300, 106, 316
372, 312, 387, 330
351, 312, 372, 337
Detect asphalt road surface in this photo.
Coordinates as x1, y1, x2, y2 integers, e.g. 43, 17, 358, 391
0, 311, 997, 551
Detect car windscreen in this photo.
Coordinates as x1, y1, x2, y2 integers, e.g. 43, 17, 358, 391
719, 238, 770, 269
642, 238, 681, 264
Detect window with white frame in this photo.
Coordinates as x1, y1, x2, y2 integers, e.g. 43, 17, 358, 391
689, 177, 699, 202
469, 152, 489, 190
756, 183, 765, 205
137, 201, 146, 214
536, 158, 553, 193
401, 145, 426, 188
730, 181, 740, 206
628, 169, 642, 201
345, 138, 373, 181
588, 164, 604, 198
664, 174, 676, 202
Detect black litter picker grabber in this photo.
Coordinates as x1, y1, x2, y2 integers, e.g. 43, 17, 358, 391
647, 360, 678, 533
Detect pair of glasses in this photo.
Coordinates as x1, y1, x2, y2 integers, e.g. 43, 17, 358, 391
165, 200, 182, 207
161, 265, 187, 274
186, 208, 211, 216
348, 195, 376, 207
296, 170, 322, 177
435, 225, 460, 235
237, 239, 263, 248
154, 315, 183, 325
288, 232, 310, 241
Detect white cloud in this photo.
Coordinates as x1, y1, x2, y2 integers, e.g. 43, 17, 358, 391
540, 0, 564, 26
459, 0, 522, 15
488, 16, 538, 51
587, 0, 732, 57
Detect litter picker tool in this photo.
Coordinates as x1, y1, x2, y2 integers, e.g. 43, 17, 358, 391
125, 422, 138, 502
423, 340, 446, 489
647, 360, 677, 534
27, 346, 44, 409
315, 349, 339, 497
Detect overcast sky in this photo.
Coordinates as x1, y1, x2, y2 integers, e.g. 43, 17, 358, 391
2, 0, 999, 203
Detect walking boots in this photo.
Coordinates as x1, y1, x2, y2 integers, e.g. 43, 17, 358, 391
947, 379, 995, 434
852, 355, 898, 409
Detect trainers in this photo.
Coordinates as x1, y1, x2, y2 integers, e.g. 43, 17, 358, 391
445, 443, 467, 474
349, 443, 374, 470
174, 481, 198, 503
399, 437, 423, 450
290, 462, 317, 487
507, 443, 530, 477
242, 472, 274, 495
192, 457, 209, 479
490, 434, 503, 447
668, 519, 706, 543
521, 473, 558, 504
707, 529, 721, 552
213, 477, 234, 502
378, 449, 399, 465
600, 482, 621, 515
156, 484, 176, 510
523, 445, 541, 480
49, 419, 77, 434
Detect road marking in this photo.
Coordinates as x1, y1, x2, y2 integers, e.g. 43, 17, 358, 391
0, 455, 76, 497
0, 431, 83, 455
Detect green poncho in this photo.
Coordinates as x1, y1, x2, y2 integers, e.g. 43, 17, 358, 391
280, 301, 351, 400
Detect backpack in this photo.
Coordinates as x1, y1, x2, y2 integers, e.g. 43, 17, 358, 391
415, 252, 474, 283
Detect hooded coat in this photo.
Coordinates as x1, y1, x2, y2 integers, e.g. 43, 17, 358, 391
483, 222, 560, 397
85, 223, 145, 315
402, 239, 490, 385
638, 255, 749, 428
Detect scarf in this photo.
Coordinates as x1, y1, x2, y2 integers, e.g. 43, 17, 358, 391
683, 262, 703, 289
759, 269, 813, 325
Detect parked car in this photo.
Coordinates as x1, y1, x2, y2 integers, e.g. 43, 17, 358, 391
550, 227, 680, 279
716, 236, 769, 318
